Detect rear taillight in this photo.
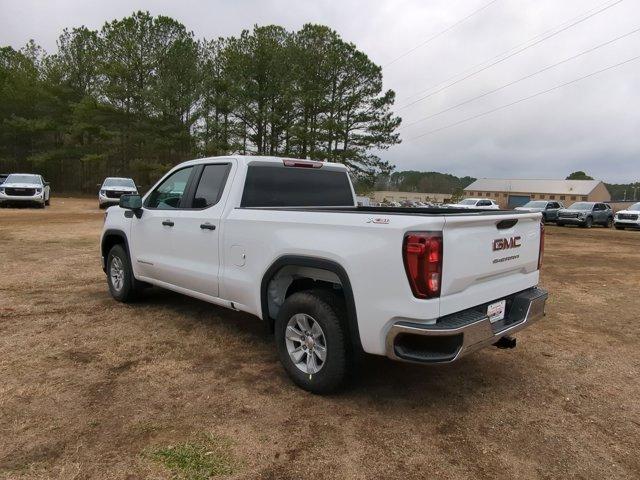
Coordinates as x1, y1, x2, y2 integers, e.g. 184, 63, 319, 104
403, 232, 443, 298
538, 221, 545, 270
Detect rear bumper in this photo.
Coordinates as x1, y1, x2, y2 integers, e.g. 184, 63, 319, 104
385, 287, 548, 363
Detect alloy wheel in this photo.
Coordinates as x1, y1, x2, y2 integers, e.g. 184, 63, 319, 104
110, 256, 125, 292
285, 313, 327, 374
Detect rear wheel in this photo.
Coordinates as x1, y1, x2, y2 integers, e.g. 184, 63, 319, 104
107, 244, 140, 302
275, 290, 350, 394
605, 217, 613, 228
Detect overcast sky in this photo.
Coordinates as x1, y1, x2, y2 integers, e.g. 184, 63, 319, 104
1, 0, 638, 182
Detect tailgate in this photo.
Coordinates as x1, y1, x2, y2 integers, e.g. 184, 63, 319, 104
439, 212, 542, 316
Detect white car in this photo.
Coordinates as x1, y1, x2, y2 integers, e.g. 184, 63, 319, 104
98, 177, 138, 209
450, 198, 500, 210
0, 173, 50, 208
100, 156, 547, 393
614, 202, 640, 230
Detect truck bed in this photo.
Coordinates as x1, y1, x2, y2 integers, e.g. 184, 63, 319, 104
239, 205, 529, 216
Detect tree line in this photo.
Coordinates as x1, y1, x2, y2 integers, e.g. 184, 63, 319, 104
0, 12, 401, 192
370, 170, 476, 196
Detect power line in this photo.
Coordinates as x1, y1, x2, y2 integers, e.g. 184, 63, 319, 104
384, 0, 501, 67
397, 0, 626, 109
398, 0, 624, 103
400, 26, 640, 130
407, 54, 640, 141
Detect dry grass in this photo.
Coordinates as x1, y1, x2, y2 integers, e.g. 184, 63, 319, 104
0, 198, 639, 479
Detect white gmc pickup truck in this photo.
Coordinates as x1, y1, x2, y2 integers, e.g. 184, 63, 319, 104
100, 156, 548, 393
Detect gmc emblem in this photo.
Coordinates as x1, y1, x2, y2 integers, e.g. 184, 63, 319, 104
493, 236, 521, 251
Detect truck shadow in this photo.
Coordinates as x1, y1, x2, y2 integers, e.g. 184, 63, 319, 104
137, 287, 532, 404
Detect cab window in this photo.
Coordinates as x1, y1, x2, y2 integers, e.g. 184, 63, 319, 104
144, 167, 194, 209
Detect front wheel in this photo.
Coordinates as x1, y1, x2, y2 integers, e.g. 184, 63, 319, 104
275, 290, 351, 394
107, 244, 139, 302
45, 197, 50, 206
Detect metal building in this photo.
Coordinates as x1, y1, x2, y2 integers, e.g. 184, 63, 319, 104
463, 179, 611, 209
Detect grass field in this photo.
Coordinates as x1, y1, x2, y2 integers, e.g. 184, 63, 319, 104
1, 198, 639, 479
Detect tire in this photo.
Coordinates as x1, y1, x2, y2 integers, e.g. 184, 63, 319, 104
99, 203, 105, 210
605, 217, 613, 228
583, 217, 593, 228
45, 197, 50, 206
615, 225, 624, 230
275, 289, 351, 394
106, 244, 139, 302
557, 222, 564, 227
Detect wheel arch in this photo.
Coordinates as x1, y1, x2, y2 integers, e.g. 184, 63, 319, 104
260, 255, 362, 352
101, 229, 131, 273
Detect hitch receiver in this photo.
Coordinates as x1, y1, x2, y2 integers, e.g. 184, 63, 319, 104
494, 335, 516, 349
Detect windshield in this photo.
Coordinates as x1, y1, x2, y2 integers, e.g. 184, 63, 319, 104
459, 199, 477, 205
627, 202, 640, 211
6, 174, 41, 184
103, 178, 135, 188
521, 201, 547, 208
568, 202, 593, 210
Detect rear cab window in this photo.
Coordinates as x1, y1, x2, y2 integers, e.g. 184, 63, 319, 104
192, 164, 231, 208
241, 164, 354, 207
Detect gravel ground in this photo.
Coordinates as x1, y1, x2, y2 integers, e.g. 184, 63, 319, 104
0, 198, 639, 479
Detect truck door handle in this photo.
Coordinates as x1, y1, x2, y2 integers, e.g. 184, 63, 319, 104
200, 222, 216, 230
162, 219, 174, 227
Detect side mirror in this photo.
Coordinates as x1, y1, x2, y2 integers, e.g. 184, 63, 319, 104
119, 194, 142, 216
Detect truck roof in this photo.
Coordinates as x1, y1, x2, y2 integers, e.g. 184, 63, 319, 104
176, 155, 349, 171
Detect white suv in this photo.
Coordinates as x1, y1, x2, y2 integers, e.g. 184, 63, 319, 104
0, 173, 50, 208
614, 202, 640, 230
98, 177, 138, 209
451, 198, 500, 210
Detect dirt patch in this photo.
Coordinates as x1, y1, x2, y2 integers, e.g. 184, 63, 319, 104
0, 199, 639, 479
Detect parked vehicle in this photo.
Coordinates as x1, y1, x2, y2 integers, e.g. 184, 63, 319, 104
0, 173, 9, 185
557, 202, 613, 228
449, 198, 500, 210
0, 173, 50, 208
614, 202, 640, 230
515, 200, 564, 223
98, 177, 138, 209
100, 156, 547, 393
